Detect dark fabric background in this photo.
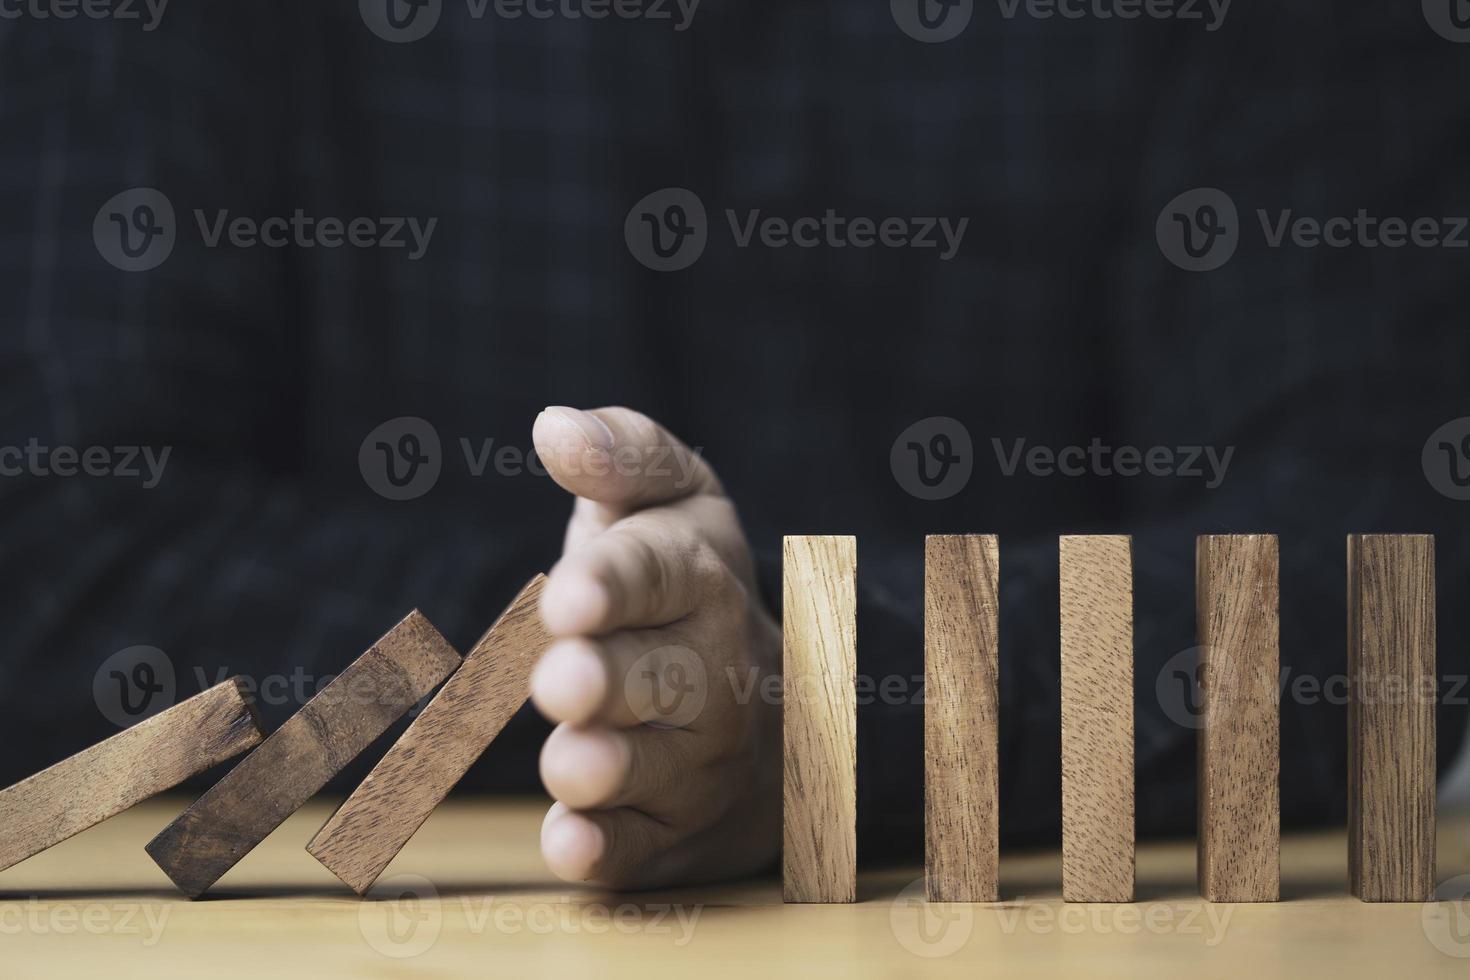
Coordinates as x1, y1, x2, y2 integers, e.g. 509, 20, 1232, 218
1, 2, 1467, 860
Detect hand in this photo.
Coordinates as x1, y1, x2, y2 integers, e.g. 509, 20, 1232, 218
529, 406, 781, 888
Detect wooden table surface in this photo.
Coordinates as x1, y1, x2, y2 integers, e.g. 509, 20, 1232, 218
3, 796, 1468, 978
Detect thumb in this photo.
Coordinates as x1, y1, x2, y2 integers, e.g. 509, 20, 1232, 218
532, 406, 722, 513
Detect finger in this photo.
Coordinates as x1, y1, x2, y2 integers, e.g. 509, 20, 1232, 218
540, 802, 694, 889
532, 406, 721, 514
539, 723, 718, 817
540, 511, 727, 635
531, 631, 720, 730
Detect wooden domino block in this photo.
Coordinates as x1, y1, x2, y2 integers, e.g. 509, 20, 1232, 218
307, 576, 552, 894
1348, 534, 1436, 902
1060, 534, 1134, 903
782, 535, 857, 904
924, 534, 1000, 903
1196, 534, 1280, 902
145, 611, 461, 897
0, 680, 263, 873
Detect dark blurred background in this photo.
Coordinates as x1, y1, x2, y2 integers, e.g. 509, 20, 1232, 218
1, 2, 1467, 858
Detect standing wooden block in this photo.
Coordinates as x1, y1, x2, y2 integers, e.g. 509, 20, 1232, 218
307, 576, 552, 894
1060, 535, 1134, 903
1348, 534, 1436, 903
0, 680, 264, 873
924, 534, 1000, 903
782, 535, 857, 904
1196, 534, 1280, 902
145, 611, 462, 898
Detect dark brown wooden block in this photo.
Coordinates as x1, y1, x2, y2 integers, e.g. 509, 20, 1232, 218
145, 611, 461, 897
307, 575, 551, 894
1348, 534, 1436, 903
1196, 534, 1280, 903
0, 680, 263, 873
924, 534, 1000, 903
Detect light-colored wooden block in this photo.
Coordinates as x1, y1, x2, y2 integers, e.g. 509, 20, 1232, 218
924, 533, 1000, 903
1196, 534, 1280, 902
782, 535, 857, 904
308, 575, 552, 894
1348, 534, 1436, 903
1060, 534, 1134, 903
145, 611, 462, 898
0, 680, 264, 873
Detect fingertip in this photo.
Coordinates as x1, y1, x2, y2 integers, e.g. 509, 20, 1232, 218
530, 639, 609, 724
540, 563, 612, 635
539, 725, 629, 811
541, 804, 605, 883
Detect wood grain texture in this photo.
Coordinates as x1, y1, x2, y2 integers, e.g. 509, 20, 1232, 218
307, 576, 552, 894
0, 680, 263, 873
145, 610, 462, 897
782, 535, 857, 904
1347, 534, 1436, 903
1060, 535, 1134, 903
1196, 534, 1280, 902
924, 534, 1000, 903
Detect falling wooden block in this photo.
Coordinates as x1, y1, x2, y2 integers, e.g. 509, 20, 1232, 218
0, 680, 263, 873
1348, 534, 1436, 903
145, 611, 462, 897
307, 576, 552, 894
924, 533, 1000, 903
782, 535, 857, 904
1060, 534, 1134, 903
1196, 534, 1280, 903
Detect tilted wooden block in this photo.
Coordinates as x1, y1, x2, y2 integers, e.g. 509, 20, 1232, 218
0, 680, 264, 873
145, 611, 462, 897
1060, 535, 1135, 903
924, 533, 1000, 903
1348, 534, 1436, 903
307, 575, 552, 894
1196, 534, 1280, 902
782, 535, 857, 904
